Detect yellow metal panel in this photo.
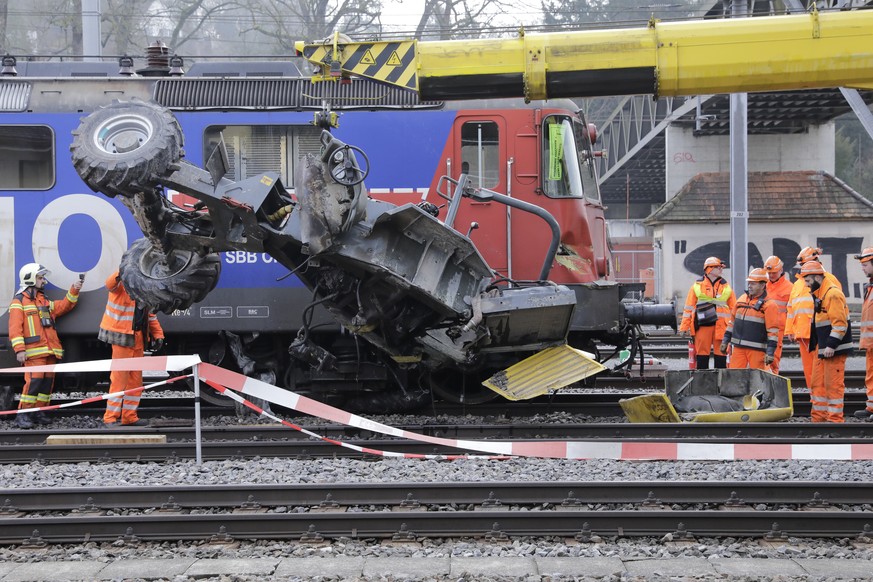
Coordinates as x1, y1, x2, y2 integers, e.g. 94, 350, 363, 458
687, 407, 792, 422
620, 394, 682, 423
482, 345, 606, 401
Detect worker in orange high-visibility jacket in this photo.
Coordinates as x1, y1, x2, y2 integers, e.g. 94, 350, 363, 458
720, 268, 780, 371
853, 247, 873, 420
763, 256, 793, 374
98, 270, 164, 427
679, 256, 736, 369
7, 263, 83, 429
802, 260, 853, 423
785, 247, 842, 388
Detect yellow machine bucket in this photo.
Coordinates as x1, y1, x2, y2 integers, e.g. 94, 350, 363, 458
483, 345, 606, 401
620, 369, 793, 423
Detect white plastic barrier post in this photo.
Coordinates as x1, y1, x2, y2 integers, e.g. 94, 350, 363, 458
193, 363, 203, 466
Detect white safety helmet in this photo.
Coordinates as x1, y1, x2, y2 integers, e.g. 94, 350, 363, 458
18, 263, 49, 292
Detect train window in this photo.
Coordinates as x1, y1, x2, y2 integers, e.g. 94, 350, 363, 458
574, 118, 602, 204
541, 115, 601, 202
204, 124, 322, 185
460, 121, 499, 188
0, 125, 54, 190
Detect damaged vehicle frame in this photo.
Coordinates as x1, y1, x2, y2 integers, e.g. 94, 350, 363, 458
70, 99, 672, 409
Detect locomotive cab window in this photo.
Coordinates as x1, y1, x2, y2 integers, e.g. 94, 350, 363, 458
460, 121, 499, 188
0, 125, 54, 189
204, 124, 322, 184
542, 115, 600, 202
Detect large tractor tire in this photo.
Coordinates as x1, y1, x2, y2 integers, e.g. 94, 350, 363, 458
120, 238, 221, 315
70, 99, 183, 197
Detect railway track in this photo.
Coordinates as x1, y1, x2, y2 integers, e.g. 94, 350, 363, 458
16, 383, 870, 421
1, 481, 872, 545
3, 421, 873, 462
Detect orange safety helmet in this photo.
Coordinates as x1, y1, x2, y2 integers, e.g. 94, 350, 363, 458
703, 256, 726, 271
796, 246, 822, 265
763, 256, 783, 272
855, 247, 873, 264
800, 260, 825, 276
746, 267, 769, 282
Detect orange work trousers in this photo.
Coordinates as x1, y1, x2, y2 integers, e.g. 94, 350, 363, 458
693, 325, 726, 356
796, 338, 814, 389
865, 349, 873, 414
18, 355, 57, 409
810, 353, 847, 423
771, 335, 784, 375
104, 338, 145, 425
728, 347, 767, 371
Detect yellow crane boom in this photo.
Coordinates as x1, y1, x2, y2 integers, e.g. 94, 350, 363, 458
294, 10, 873, 102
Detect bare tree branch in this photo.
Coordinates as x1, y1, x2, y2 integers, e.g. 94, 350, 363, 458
242, 0, 381, 50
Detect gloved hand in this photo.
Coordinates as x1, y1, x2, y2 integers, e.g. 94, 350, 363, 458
719, 341, 729, 353
764, 354, 774, 365
149, 338, 165, 353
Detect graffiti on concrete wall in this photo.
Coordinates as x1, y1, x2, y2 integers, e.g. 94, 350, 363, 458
678, 237, 867, 298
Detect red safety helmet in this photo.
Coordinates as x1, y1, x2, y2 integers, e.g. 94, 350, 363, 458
763, 256, 783, 272
746, 268, 768, 282
703, 256, 726, 271
800, 261, 825, 276
854, 247, 873, 264
796, 246, 822, 265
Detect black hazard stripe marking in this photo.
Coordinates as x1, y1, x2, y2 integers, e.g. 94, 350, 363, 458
345, 43, 415, 87
382, 44, 416, 87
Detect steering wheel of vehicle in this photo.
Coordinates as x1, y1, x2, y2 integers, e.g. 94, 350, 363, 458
328, 144, 370, 186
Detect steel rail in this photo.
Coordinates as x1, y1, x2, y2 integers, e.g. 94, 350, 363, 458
28, 388, 872, 420
3, 418, 873, 445
3, 431, 873, 463
2, 481, 872, 511
2, 509, 872, 545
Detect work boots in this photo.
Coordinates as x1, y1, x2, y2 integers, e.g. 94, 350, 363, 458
32, 411, 51, 425
14, 413, 34, 429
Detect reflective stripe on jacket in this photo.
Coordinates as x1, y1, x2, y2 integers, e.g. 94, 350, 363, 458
8, 286, 79, 359
809, 276, 853, 356
98, 271, 163, 347
679, 276, 735, 339
786, 272, 841, 338
725, 292, 780, 353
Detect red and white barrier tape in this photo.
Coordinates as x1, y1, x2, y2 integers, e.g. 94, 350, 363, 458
3, 356, 872, 461
0, 375, 191, 416
194, 363, 873, 461
0, 355, 202, 375
203, 380, 503, 461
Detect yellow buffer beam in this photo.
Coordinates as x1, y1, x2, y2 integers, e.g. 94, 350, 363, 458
295, 10, 873, 102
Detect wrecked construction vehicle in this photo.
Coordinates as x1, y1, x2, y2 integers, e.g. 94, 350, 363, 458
71, 99, 675, 408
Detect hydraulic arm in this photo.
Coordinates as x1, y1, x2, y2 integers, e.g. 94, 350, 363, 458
294, 10, 873, 102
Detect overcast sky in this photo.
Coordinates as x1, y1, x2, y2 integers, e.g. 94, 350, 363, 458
381, 0, 427, 31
